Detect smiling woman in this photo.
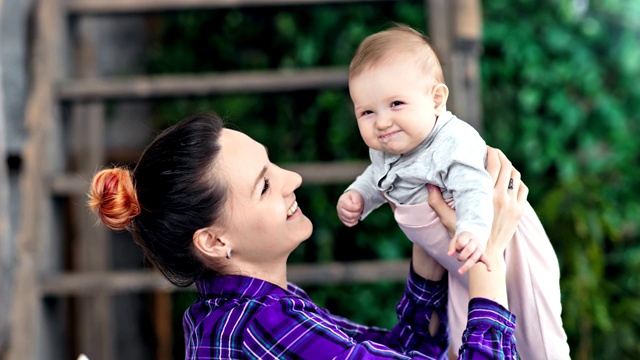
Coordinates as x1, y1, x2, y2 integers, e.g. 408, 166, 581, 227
88, 112, 522, 359
197, 128, 314, 289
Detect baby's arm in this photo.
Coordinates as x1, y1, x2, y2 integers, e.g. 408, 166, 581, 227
338, 162, 387, 226
432, 126, 494, 274
445, 161, 494, 274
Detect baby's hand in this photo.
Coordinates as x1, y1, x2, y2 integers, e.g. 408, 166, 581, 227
448, 231, 492, 275
337, 190, 364, 227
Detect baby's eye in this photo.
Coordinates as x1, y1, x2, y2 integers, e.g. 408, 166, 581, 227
390, 101, 404, 107
360, 110, 373, 117
261, 178, 270, 195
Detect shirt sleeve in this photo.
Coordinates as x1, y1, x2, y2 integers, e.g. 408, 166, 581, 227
346, 152, 388, 220
431, 126, 493, 243
457, 298, 518, 359
243, 268, 449, 359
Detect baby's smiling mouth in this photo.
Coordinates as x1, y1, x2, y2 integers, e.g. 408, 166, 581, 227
379, 130, 400, 143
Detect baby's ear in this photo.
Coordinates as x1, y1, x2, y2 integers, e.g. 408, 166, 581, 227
432, 83, 449, 115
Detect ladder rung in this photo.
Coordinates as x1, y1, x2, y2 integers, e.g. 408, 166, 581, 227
51, 161, 368, 196
40, 260, 410, 296
286, 161, 368, 185
58, 68, 348, 101
67, 0, 394, 14
51, 174, 87, 196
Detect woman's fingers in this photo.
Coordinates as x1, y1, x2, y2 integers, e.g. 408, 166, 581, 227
485, 147, 502, 184
509, 168, 521, 193
518, 180, 529, 205
486, 155, 528, 255
495, 151, 513, 194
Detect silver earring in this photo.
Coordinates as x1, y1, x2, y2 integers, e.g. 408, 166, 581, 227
226, 249, 232, 260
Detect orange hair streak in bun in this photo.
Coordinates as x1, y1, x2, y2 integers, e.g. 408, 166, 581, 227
88, 168, 140, 231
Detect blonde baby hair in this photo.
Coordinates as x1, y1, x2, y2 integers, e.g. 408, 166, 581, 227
349, 24, 445, 86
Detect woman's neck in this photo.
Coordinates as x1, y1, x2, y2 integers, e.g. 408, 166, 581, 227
225, 259, 289, 289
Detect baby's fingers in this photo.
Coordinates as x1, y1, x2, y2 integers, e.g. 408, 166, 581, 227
448, 233, 471, 257
457, 248, 490, 275
457, 256, 477, 275
341, 200, 361, 213
447, 237, 458, 257
457, 241, 477, 263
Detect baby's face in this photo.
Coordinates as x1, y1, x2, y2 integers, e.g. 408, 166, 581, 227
349, 56, 441, 155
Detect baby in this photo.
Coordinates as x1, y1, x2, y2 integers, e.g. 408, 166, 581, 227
337, 24, 570, 359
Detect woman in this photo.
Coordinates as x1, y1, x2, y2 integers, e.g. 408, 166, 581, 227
89, 113, 523, 359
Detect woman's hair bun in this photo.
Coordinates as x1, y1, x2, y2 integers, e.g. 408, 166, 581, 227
88, 168, 141, 231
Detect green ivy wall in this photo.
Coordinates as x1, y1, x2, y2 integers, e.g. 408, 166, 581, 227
145, 1, 640, 358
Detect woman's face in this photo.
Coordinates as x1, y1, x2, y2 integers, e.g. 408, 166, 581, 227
217, 129, 313, 266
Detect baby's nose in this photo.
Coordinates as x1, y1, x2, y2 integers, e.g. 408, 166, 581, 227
376, 114, 392, 129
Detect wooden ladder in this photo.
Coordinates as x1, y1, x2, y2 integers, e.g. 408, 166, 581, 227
10, 0, 482, 359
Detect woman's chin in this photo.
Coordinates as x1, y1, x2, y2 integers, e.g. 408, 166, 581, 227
299, 217, 313, 242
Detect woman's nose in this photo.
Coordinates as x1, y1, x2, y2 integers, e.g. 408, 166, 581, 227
281, 168, 302, 193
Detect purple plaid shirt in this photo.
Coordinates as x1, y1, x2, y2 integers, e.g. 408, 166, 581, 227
183, 266, 517, 359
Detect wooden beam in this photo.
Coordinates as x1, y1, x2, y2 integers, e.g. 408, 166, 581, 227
67, 0, 395, 15
41, 271, 175, 295
8, 0, 63, 358
152, 292, 172, 360
40, 260, 411, 296
287, 161, 369, 185
51, 160, 368, 196
58, 68, 348, 101
426, 0, 453, 90
69, 17, 113, 360
0, 0, 12, 355
450, 0, 482, 131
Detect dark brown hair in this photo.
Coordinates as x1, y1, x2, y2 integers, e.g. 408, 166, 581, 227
88, 113, 227, 286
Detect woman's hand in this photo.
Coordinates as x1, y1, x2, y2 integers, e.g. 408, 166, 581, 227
427, 147, 528, 256
468, 147, 527, 307
428, 147, 528, 307
484, 147, 528, 257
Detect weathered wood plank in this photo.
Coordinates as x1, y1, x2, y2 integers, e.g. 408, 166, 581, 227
426, 0, 453, 89
58, 68, 349, 101
67, 0, 395, 14
287, 161, 369, 185
69, 16, 113, 360
8, 0, 62, 358
153, 292, 172, 360
0, 1, 12, 356
51, 160, 369, 196
40, 260, 411, 296
450, 0, 482, 130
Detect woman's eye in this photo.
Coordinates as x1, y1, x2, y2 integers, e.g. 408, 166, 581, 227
391, 101, 403, 107
261, 178, 270, 195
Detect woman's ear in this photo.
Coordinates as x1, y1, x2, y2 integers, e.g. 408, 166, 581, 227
432, 83, 449, 116
193, 227, 228, 260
